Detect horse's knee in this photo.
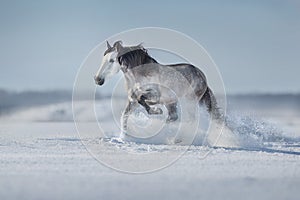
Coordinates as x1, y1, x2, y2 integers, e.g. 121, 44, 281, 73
137, 95, 151, 112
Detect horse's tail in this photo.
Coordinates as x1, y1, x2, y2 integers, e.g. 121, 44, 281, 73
200, 87, 223, 120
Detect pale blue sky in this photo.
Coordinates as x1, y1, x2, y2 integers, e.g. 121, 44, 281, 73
0, 0, 300, 94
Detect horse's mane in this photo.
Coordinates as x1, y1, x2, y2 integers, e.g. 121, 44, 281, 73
117, 46, 158, 69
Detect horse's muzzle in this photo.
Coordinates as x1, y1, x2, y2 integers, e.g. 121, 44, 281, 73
94, 76, 105, 86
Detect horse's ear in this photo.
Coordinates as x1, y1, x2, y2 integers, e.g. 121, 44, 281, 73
113, 41, 123, 52
137, 42, 144, 48
136, 42, 146, 52
106, 41, 112, 49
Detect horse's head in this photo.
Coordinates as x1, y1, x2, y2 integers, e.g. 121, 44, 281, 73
94, 41, 123, 86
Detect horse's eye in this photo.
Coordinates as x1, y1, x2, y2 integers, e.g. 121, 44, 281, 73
109, 59, 114, 63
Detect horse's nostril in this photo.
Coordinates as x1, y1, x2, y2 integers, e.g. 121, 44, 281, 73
94, 76, 104, 85
98, 78, 105, 85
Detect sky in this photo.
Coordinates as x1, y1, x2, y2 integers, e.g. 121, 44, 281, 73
0, 0, 300, 94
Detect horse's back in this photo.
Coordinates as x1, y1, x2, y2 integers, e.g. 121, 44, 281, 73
166, 63, 208, 96
168, 63, 206, 81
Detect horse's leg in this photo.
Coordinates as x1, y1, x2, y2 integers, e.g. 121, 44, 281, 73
166, 102, 178, 122
138, 95, 163, 115
199, 87, 222, 120
121, 101, 137, 133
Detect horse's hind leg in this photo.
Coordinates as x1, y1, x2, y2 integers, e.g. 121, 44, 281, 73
166, 102, 178, 122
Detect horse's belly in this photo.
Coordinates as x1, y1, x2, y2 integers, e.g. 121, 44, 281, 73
159, 87, 178, 104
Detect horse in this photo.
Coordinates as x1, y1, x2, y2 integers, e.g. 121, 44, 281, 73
94, 41, 222, 133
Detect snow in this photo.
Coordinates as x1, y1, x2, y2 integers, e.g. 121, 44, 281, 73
1, 97, 300, 200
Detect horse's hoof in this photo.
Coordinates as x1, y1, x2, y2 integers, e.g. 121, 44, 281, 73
149, 107, 163, 115
166, 115, 178, 123
174, 138, 182, 144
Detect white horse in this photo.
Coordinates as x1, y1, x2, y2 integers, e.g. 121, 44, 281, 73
94, 41, 221, 133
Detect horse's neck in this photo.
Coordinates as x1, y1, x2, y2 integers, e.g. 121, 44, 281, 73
123, 69, 136, 91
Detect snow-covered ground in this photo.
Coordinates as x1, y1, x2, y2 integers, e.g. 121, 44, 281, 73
0, 97, 300, 200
